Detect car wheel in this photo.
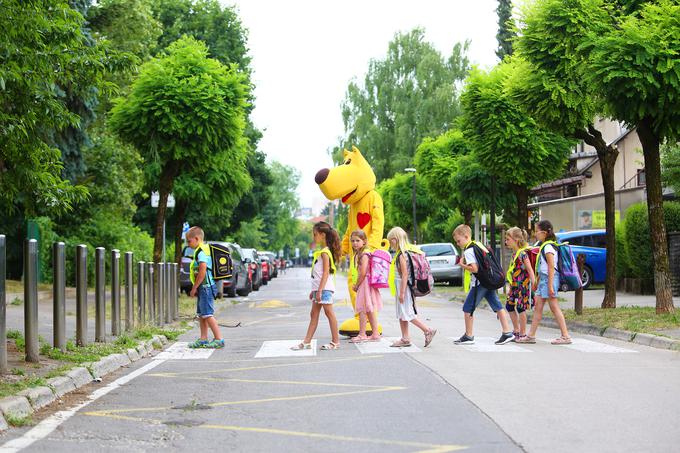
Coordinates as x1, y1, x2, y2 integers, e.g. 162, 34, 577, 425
581, 265, 593, 290
237, 280, 252, 297
263, 278, 268, 286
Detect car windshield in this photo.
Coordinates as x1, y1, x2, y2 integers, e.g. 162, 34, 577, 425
420, 244, 455, 256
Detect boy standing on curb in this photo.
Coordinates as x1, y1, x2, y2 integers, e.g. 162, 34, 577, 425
186, 226, 224, 349
452, 224, 514, 345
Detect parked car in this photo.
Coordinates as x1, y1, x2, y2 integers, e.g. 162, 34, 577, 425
420, 242, 462, 285
555, 229, 606, 289
260, 251, 279, 278
179, 242, 252, 297
241, 248, 262, 291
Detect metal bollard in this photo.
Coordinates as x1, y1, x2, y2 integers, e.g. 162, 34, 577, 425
173, 263, 179, 321
76, 245, 88, 346
53, 242, 66, 352
146, 262, 155, 324
24, 239, 39, 362
137, 261, 145, 326
111, 249, 121, 336
0, 235, 7, 372
95, 247, 105, 342
164, 263, 172, 324
155, 262, 163, 325
125, 252, 133, 331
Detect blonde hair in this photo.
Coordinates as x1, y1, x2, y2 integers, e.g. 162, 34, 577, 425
453, 224, 471, 239
350, 229, 368, 251
506, 227, 528, 248
387, 227, 410, 253
186, 226, 204, 241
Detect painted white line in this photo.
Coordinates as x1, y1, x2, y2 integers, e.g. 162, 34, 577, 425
154, 342, 215, 360
0, 359, 166, 453
448, 336, 533, 353
354, 337, 421, 354
254, 340, 317, 358
537, 337, 638, 353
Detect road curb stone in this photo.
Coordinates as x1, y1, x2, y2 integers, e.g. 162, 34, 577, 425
67, 367, 94, 388
17, 386, 56, 410
127, 348, 141, 362
602, 327, 634, 342
0, 396, 33, 419
47, 376, 77, 398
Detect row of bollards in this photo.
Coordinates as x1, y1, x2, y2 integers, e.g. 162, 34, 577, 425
0, 238, 180, 367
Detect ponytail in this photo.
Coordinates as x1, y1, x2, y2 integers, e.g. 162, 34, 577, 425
314, 222, 342, 265
536, 220, 557, 242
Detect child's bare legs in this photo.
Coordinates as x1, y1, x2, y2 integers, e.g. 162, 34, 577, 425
399, 319, 410, 342
410, 317, 430, 334
497, 308, 512, 332
367, 311, 380, 339
303, 303, 323, 343
508, 309, 519, 333
528, 296, 545, 338
518, 311, 527, 336
357, 312, 367, 337
547, 297, 570, 337
322, 304, 339, 344
464, 312, 474, 336
203, 317, 222, 340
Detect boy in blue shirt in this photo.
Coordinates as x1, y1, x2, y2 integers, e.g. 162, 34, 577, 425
186, 226, 224, 348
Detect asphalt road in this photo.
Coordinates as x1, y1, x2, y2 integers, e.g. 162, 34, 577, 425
1, 268, 679, 452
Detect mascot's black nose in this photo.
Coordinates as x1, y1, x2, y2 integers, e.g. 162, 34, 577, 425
315, 168, 330, 185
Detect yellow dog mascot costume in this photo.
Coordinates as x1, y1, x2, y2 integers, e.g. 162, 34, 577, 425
315, 146, 384, 336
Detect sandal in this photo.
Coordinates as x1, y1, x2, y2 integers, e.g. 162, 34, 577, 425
290, 342, 312, 351
366, 336, 382, 342
551, 336, 572, 345
424, 329, 437, 347
320, 342, 340, 350
390, 338, 412, 348
515, 335, 536, 344
350, 335, 369, 344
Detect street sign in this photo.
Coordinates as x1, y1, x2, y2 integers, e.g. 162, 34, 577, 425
151, 192, 175, 208
295, 247, 300, 258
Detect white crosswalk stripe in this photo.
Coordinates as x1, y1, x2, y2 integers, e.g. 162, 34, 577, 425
154, 342, 215, 360
353, 337, 421, 354
254, 339, 317, 358
448, 336, 533, 353
537, 337, 638, 353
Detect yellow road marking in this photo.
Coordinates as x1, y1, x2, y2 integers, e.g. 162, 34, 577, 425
84, 412, 465, 452
251, 299, 291, 309
148, 354, 382, 377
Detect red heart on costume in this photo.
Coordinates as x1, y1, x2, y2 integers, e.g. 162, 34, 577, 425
357, 212, 371, 229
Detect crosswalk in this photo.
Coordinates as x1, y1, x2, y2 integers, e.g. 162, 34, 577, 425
244, 336, 637, 358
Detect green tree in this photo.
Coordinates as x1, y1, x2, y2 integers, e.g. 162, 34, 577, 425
0, 1, 130, 215
110, 36, 250, 262
512, 0, 621, 308
582, 0, 680, 313
376, 174, 434, 242
233, 216, 267, 250
261, 162, 301, 252
460, 63, 573, 230
341, 28, 470, 181
496, 0, 515, 60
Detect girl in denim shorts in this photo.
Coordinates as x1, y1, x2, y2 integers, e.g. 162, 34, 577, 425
517, 220, 572, 345
292, 222, 342, 351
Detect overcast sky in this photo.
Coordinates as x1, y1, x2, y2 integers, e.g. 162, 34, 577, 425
222, 0, 501, 212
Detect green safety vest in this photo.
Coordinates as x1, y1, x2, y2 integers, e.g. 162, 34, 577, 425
311, 247, 336, 276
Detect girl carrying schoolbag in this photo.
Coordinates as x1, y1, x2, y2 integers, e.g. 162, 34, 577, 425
405, 250, 434, 297
367, 240, 391, 289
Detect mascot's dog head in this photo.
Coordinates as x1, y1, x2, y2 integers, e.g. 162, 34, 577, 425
315, 146, 376, 205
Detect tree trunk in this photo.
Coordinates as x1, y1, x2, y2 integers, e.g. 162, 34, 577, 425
513, 185, 529, 231
462, 207, 473, 226
577, 126, 619, 308
173, 200, 188, 264
153, 160, 180, 263
637, 118, 675, 314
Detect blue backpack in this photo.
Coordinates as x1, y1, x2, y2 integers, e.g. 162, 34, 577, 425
540, 241, 583, 291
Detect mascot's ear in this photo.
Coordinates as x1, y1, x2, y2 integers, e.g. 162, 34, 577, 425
343, 149, 350, 159
351, 145, 362, 156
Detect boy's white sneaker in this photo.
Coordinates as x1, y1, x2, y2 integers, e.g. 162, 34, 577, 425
495, 332, 515, 345
453, 334, 475, 345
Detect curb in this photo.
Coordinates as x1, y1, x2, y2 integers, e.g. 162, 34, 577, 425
535, 317, 680, 352
0, 334, 168, 430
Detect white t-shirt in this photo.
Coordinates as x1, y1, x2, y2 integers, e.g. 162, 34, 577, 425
464, 244, 480, 287
311, 252, 335, 292
539, 243, 559, 274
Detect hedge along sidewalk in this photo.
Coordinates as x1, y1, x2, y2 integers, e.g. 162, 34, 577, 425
529, 307, 680, 352
0, 327, 182, 431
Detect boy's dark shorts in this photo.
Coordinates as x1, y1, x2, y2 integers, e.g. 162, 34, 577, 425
196, 284, 217, 318
463, 285, 503, 314
505, 301, 526, 314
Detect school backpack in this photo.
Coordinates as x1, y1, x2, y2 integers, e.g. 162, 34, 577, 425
539, 241, 582, 291
466, 242, 505, 290
526, 246, 539, 271
368, 245, 391, 289
405, 250, 434, 297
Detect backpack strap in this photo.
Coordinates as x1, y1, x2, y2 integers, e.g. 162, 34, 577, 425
190, 243, 214, 286
536, 240, 558, 274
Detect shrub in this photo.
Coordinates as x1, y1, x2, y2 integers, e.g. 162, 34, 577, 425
615, 221, 632, 279
623, 201, 680, 279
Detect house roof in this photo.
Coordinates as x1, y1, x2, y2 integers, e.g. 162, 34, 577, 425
532, 175, 586, 192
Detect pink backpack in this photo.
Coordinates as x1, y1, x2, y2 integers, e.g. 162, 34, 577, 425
368, 249, 391, 288
405, 251, 434, 297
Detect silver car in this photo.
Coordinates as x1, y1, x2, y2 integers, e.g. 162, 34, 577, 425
420, 242, 462, 285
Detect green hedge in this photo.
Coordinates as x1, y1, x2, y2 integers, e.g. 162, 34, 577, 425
621, 201, 680, 279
